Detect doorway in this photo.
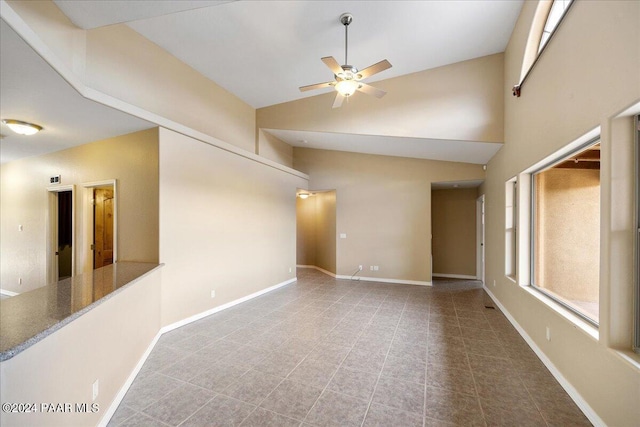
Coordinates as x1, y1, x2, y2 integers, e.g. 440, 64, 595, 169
93, 187, 114, 269
81, 180, 117, 273
476, 194, 485, 283
47, 185, 75, 284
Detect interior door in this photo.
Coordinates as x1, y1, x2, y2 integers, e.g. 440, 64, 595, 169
94, 187, 114, 269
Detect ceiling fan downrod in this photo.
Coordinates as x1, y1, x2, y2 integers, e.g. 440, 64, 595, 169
340, 13, 353, 66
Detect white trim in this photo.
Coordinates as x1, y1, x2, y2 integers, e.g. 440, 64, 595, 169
432, 273, 477, 280
483, 286, 606, 427
297, 265, 337, 278
99, 276, 297, 426
160, 278, 297, 334
0, 289, 19, 297
299, 264, 432, 286
97, 332, 162, 427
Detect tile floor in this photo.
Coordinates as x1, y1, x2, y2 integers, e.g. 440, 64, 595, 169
109, 269, 591, 427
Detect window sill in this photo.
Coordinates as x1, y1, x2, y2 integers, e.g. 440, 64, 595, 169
611, 349, 640, 373
522, 285, 599, 341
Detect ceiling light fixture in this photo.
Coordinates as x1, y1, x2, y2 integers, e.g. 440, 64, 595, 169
298, 193, 310, 199
2, 119, 43, 136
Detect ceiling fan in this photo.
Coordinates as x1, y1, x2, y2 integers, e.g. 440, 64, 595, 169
299, 13, 392, 108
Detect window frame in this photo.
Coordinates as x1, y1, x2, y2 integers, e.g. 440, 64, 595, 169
505, 178, 518, 280
635, 114, 640, 353
529, 136, 601, 328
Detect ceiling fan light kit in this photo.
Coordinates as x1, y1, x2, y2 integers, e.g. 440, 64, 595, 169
300, 13, 392, 108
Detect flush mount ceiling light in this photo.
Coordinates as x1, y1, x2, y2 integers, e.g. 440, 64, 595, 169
299, 13, 392, 108
1, 119, 43, 136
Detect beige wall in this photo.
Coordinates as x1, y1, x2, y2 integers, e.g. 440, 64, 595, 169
159, 128, 307, 326
294, 148, 485, 283
296, 192, 337, 273
315, 191, 337, 274
258, 53, 504, 144
257, 130, 294, 168
483, 1, 640, 425
296, 196, 317, 266
431, 188, 478, 277
535, 168, 600, 301
0, 267, 162, 427
0, 128, 159, 293
6, 0, 257, 154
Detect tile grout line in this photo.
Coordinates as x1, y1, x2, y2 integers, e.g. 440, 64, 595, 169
358, 294, 410, 427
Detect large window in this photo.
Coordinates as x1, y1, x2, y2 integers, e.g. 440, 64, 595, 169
531, 140, 601, 325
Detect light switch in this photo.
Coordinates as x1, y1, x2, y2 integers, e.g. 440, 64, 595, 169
340, 233, 347, 239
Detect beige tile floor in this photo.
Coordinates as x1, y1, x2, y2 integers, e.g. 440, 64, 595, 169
108, 269, 591, 427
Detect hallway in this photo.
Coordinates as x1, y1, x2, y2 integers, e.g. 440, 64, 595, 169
109, 269, 590, 426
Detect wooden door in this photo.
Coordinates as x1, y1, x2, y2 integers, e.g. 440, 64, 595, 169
94, 188, 114, 269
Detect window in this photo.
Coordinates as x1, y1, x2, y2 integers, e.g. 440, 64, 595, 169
531, 139, 601, 325
635, 115, 640, 353
538, 0, 574, 53
505, 179, 517, 279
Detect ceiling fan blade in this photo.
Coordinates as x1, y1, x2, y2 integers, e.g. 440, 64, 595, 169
357, 82, 387, 98
299, 81, 335, 92
332, 93, 345, 108
356, 59, 392, 80
322, 56, 344, 76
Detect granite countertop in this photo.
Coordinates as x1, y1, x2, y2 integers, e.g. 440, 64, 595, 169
0, 262, 161, 362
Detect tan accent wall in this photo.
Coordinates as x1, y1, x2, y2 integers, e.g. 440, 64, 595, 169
483, 1, 640, 425
0, 268, 162, 427
296, 191, 337, 273
258, 53, 504, 144
431, 188, 478, 277
294, 148, 485, 283
535, 168, 600, 301
0, 128, 159, 293
296, 197, 317, 265
159, 128, 307, 326
258, 130, 294, 168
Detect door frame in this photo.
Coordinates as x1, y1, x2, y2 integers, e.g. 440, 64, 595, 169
80, 180, 118, 273
476, 194, 485, 283
46, 185, 75, 285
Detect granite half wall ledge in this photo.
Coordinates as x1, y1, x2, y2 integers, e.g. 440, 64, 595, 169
0, 262, 162, 362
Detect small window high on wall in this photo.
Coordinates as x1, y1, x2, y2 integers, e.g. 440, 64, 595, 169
538, 0, 574, 53
531, 140, 601, 325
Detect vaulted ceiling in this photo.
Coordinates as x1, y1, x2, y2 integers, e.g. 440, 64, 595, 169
1, 1, 523, 164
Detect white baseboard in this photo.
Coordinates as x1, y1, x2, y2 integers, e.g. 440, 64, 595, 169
97, 332, 162, 427
0, 289, 20, 297
483, 286, 605, 427
160, 277, 297, 334
298, 265, 431, 286
100, 276, 297, 426
432, 273, 477, 280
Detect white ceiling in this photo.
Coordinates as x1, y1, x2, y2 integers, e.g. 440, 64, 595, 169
54, 0, 523, 109
265, 129, 501, 165
0, 20, 154, 164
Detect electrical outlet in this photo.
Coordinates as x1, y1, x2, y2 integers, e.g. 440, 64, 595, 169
92, 379, 99, 401
18, 225, 23, 231
211, 290, 216, 298
493, 279, 496, 287
358, 265, 362, 271
546, 326, 551, 341
18, 278, 22, 285
289, 267, 292, 273
374, 266, 379, 271
370, 266, 374, 271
